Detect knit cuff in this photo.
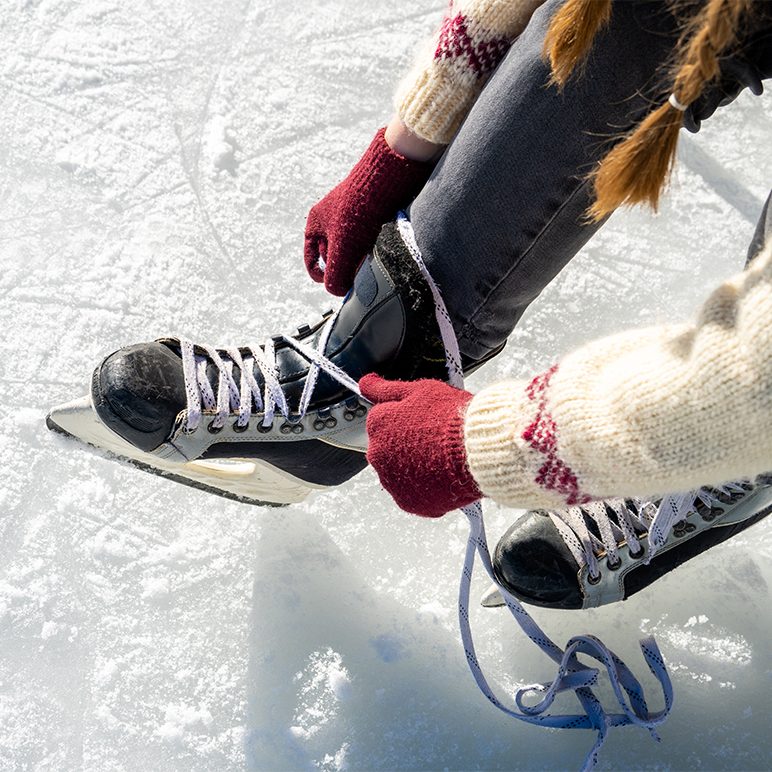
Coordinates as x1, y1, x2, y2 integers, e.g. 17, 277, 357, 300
464, 372, 590, 510
350, 127, 435, 205
443, 399, 483, 505
395, 64, 483, 145
464, 380, 546, 507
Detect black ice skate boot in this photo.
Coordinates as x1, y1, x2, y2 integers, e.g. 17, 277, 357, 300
481, 478, 772, 610
47, 223, 501, 507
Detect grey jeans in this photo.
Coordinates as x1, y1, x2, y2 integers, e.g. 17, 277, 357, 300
408, 0, 729, 363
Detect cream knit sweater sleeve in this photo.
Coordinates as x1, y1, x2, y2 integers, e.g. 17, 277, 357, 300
464, 240, 772, 510
395, 0, 547, 144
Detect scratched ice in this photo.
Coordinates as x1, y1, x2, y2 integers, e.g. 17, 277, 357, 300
1, 0, 770, 769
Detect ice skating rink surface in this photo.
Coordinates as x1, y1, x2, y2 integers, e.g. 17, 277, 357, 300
1, 0, 771, 769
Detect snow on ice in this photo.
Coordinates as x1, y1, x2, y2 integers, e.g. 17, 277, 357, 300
1, 0, 771, 770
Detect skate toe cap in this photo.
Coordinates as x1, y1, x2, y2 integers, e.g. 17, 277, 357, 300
93, 341, 186, 451
493, 510, 583, 610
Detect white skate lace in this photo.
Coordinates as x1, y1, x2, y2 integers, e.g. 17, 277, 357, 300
397, 213, 673, 772
551, 482, 751, 581
178, 320, 359, 433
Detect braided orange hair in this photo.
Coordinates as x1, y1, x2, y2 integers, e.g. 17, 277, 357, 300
544, 0, 612, 87
544, 0, 755, 221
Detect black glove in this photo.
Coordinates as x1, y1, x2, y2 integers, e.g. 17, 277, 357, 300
684, 27, 771, 133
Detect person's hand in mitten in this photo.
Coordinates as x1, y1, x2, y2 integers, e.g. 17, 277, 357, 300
360, 374, 482, 517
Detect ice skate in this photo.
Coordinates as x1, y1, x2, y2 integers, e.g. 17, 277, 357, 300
482, 477, 772, 609
47, 223, 499, 507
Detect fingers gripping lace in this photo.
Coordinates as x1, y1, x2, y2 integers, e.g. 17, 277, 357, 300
398, 213, 673, 772
178, 317, 359, 432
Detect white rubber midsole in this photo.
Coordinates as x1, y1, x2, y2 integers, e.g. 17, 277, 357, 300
47, 395, 317, 505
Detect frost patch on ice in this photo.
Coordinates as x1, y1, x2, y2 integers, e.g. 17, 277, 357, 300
53, 65, 103, 92
40, 620, 61, 639
13, 408, 43, 427
145, 541, 188, 566
651, 615, 752, 666
94, 658, 119, 686
318, 741, 349, 771
291, 649, 351, 742
418, 600, 449, 621
141, 576, 171, 602
56, 477, 111, 512
156, 702, 214, 742
55, 143, 101, 176
205, 114, 239, 176
94, 703, 120, 730
88, 529, 139, 563
327, 665, 352, 702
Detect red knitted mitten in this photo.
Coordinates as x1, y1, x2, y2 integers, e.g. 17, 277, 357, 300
360, 374, 482, 518
304, 128, 434, 296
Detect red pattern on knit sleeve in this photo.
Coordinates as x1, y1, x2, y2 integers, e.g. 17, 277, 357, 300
521, 365, 590, 506
434, 13, 511, 77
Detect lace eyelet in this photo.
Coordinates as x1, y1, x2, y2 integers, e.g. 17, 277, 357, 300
607, 557, 622, 571
316, 408, 336, 429
628, 546, 645, 560
182, 424, 197, 435
207, 420, 223, 434
673, 519, 697, 538
282, 414, 305, 433
257, 422, 273, 434
587, 571, 601, 585
233, 420, 249, 433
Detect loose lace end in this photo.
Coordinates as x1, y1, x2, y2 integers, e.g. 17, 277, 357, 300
396, 212, 674, 771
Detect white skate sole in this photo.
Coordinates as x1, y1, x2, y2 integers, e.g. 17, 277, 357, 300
46, 395, 320, 507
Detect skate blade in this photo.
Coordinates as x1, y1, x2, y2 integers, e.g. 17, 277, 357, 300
480, 583, 505, 608
46, 395, 313, 507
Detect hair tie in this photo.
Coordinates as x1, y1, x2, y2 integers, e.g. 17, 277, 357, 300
668, 93, 688, 112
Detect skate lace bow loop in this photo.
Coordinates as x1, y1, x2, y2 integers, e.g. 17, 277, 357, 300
178, 323, 359, 432
396, 213, 673, 772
